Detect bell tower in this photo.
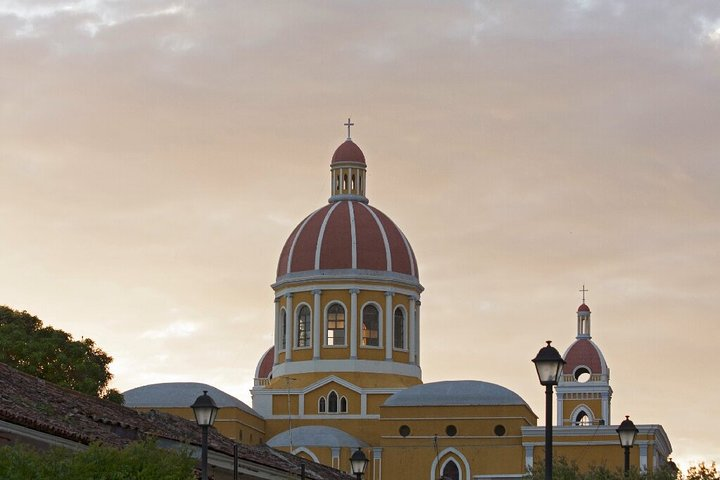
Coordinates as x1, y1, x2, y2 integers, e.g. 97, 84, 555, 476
556, 291, 613, 427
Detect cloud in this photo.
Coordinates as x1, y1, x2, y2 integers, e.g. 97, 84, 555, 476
1, 0, 719, 469
0, 0, 192, 37
696, 15, 720, 45
141, 320, 199, 339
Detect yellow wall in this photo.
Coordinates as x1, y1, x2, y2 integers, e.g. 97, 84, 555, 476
133, 406, 265, 445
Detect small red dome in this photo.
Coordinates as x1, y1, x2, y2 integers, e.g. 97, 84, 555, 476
255, 346, 274, 380
276, 201, 418, 280
331, 140, 366, 165
578, 303, 590, 312
562, 339, 607, 375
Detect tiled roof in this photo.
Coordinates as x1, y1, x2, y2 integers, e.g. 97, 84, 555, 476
0, 363, 351, 480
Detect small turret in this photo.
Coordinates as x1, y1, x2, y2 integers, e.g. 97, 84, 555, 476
556, 288, 613, 427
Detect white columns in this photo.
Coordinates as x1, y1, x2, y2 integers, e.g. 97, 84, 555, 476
331, 448, 340, 470
350, 288, 359, 358
313, 289, 322, 359
274, 298, 280, 364
285, 294, 293, 361
556, 392, 564, 426
372, 447, 383, 480
640, 444, 648, 471
409, 296, 417, 364
385, 292, 394, 360
524, 445, 534, 471
602, 392, 610, 424
415, 300, 421, 365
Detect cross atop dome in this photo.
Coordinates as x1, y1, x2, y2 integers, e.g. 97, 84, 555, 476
344, 117, 354, 140
329, 122, 368, 203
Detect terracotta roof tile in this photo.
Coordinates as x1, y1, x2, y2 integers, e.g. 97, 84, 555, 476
0, 363, 352, 479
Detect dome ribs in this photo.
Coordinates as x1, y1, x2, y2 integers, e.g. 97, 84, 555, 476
276, 202, 419, 280
288, 205, 330, 273
318, 202, 352, 270
355, 203, 390, 271
370, 206, 414, 277
348, 202, 358, 269
276, 229, 295, 277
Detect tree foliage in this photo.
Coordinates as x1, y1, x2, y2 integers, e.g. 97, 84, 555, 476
686, 462, 720, 480
0, 439, 196, 480
527, 457, 680, 480
0, 305, 122, 402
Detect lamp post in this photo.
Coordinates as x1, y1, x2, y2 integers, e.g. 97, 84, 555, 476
532, 340, 566, 480
349, 447, 369, 480
617, 415, 638, 475
191, 390, 219, 480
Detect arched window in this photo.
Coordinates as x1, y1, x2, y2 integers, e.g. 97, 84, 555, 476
319, 397, 326, 413
343, 174, 348, 190
296, 305, 311, 348
393, 307, 406, 349
442, 460, 460, 480
362, 305, 379, 347
340, 396, 347, 413
328, 391, 338, 413
351, 174, 356, 191
576, 410, 592, 426
280, 309, 287, 350
326, 303, 346, 345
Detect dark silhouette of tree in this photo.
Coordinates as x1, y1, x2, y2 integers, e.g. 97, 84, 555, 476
0, 305, 122, 403
687, 462, 720, 480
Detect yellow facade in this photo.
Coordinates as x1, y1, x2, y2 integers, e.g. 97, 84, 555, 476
132, 406, 266, 446
128, 133, 673, 479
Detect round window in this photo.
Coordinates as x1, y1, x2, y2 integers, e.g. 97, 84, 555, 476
494, 424, 506, 436
399, 425, 411, 437
445, 425, 457, 437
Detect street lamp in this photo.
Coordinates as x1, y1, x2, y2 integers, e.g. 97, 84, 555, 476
191, 390, 219, 480
532, 340, 566, 480
617, 415, 638, 475
349, 447, 369, 480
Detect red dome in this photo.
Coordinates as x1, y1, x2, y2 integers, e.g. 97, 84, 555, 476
276, 201, 418, 280
562, 339, 607, 375
578, 303, 590, 312
331, 140, 366, 165
255, 346, 274, 380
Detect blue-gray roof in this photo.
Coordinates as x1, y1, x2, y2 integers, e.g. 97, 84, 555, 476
267, 426, 368, 448
382, 380, 528, 407
123, 382, 261, 418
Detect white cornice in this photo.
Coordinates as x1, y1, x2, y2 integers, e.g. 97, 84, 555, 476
274, 281, 420, 299
521, 424, 672, 455
272, 359, 422, 379
273, 269, 423, 292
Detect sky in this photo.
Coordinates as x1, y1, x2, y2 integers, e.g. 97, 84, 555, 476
1, 0, 719, 471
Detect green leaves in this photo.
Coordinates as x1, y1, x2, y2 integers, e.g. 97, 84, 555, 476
0, 440, 196, 480
687, 462, 720, 480
527, 457, 681, 480
0, 305, 121, 402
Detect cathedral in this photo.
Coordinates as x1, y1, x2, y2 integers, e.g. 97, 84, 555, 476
125, 126, 672, 479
